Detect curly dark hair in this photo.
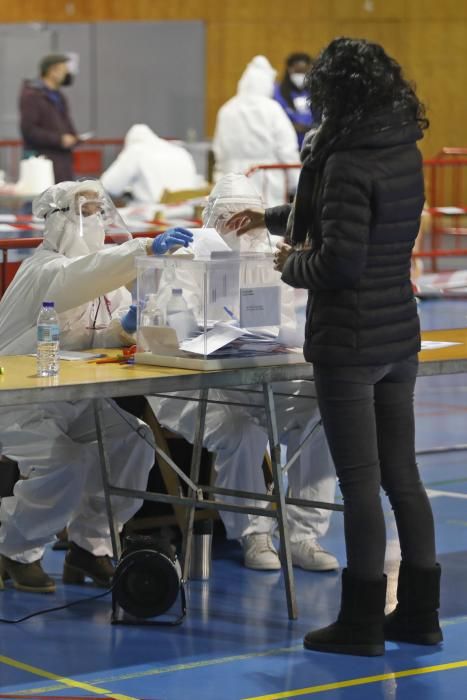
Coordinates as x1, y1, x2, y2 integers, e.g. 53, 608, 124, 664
306, 37, 428, 131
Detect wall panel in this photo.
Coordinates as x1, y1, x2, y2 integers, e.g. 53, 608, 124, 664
1, 0, 465, 155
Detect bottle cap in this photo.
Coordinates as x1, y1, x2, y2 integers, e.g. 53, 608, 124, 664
172, 289, 183, 295
42, 301, 55, 308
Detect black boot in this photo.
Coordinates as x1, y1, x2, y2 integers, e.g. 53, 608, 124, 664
385, 562, 443, 645
303, 568, 387, 656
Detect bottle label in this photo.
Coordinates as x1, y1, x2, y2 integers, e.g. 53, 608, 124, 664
38, 325, 59, 342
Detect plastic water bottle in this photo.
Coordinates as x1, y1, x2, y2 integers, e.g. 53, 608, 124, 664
142, 293, 164, 326
166, 288, 188, 317
37, 301, 60, 377
166, 289, 196, 341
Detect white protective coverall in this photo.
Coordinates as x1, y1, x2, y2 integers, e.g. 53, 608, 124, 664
0, 180, 155, 563
148, 174, 336, 544
212, 56, 300, 208
101, 124, 199, 204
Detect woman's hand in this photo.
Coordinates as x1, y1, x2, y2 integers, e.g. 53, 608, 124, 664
274, 240, 294, 272
225, 208, 266, 235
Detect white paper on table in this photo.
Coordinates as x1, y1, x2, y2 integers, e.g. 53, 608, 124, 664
60, 350, 107, 361
28, 350, 106, 360
187, 228, 231, 258
421, 340, 462, 350
180, 323, 245, 355
240, 286, 281, 328
434, 207, 466, 215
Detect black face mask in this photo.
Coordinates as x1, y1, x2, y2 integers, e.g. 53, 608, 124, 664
61, 72, 74, 87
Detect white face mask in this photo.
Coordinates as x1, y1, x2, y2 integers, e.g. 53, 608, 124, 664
80, 213, 106, 252
290, 72, 306, 90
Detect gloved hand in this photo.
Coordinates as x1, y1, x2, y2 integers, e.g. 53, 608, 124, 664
152, 227, 193, 255
120, 304, 137, 334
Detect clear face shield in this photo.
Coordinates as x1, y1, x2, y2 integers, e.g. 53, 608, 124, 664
71, 181, 133, 252
202, 196, 272, 252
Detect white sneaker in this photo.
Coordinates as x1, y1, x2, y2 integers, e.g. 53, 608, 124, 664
243, 534, 281, 571
290, 540, 339, 571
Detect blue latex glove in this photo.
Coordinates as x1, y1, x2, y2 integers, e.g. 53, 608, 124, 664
152, 227, 193, 255
121, 304, 137, 334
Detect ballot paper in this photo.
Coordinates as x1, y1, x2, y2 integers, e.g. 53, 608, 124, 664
180, 323, 245, 355
187, 228, 232, 258
179, 321, 284, 357
420, 340, 462, 350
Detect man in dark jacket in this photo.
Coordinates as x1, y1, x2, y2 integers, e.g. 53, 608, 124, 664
19, 54, 78, 182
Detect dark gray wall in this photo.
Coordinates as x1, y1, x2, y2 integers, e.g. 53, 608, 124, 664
0, 20, 205, 141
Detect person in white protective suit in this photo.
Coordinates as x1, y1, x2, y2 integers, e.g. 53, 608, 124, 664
0, 179, 193, 593
100, 124, 199, 205
212, 56, 301, 208
148, 174, 338, 572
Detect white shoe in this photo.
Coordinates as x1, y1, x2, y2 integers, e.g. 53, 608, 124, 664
290, 540, 339, 571
243, 534, 281, 571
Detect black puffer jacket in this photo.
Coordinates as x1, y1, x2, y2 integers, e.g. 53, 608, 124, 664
267, 112, 424, 366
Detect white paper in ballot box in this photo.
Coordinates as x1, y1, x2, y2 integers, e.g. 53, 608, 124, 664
240, 286, 281, 328
187, 228, 232, 258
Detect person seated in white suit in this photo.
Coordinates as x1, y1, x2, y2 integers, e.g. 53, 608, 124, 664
147, 174, 338, 572
213, 56, 301, 208
100, 124, 199, 205
0, 180, 193, 593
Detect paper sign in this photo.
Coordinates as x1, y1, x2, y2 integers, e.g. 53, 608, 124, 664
240, 286, 281, 328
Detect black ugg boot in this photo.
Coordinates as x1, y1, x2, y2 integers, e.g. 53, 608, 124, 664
303, 568, 387, 656
385, 562, 443, 645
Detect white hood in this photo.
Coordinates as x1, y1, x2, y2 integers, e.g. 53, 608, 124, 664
123, 123, 161, 149
237, 55, 276, 98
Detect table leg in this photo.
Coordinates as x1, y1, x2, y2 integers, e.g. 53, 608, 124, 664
93, 398, 121, 561
263, 383, 298, 620
182, 388, 208, 580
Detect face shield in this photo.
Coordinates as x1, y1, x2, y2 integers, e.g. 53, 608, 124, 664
202, 196, 272, 252
34, 180, 133, 257
70, 180, 133, 251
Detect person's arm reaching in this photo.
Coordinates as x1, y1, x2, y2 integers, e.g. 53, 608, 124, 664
45, 229, 193, 314
281, 156, 372, 290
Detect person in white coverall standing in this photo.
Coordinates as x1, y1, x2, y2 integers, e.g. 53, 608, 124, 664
101, 124, 199, 205
213, 56, 301, 208
0, 179, 193, 593
148, 174, 338, 572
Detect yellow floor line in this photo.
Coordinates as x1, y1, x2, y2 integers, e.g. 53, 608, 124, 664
241, 659, 467, 699
0, 655, 138, 700
6, 647, 304, 695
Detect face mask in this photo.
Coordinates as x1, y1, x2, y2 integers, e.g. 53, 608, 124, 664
80, 214, 105, 252
289, 72, 306, 90
61, 72, 74, 87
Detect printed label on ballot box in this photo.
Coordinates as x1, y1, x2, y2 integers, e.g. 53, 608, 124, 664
240, 286, 281, 328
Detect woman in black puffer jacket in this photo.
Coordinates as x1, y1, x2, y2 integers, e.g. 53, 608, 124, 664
228, 37, 441, 657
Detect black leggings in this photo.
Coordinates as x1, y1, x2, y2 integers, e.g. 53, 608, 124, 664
314, 357, 436, 579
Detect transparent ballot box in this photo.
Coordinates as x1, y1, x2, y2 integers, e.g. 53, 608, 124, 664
134, 253, 305, 370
